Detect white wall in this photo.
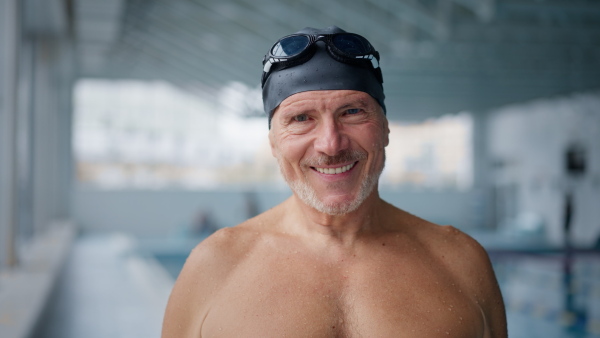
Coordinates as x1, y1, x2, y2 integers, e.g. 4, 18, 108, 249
71, 188, 482, 237
487, 90, 600, 246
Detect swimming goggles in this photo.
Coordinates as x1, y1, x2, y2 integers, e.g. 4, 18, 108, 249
261, 33, 382, 86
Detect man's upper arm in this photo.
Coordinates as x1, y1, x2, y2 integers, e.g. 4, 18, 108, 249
456, 231, 507, 338
478, 245, 508, 338
161, 228, 241, 338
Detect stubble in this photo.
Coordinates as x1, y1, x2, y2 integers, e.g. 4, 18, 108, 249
276, 149, 385, 215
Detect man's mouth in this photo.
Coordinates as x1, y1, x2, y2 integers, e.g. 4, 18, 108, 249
312, 162, 356, 175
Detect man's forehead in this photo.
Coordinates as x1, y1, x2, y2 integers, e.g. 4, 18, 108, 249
278, 90, 378, 111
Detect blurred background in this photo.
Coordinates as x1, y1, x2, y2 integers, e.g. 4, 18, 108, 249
1, 0, 599, 337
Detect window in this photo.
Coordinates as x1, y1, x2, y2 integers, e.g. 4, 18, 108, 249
73, 80, 472, 190
382, 113, 473, 190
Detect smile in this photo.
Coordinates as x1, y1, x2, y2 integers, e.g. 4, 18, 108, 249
313, 162, 356, 175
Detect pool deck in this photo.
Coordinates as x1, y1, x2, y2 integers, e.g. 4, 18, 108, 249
0, 229, 174, 338
0, 223, 75, 338
35, 233, 174, 338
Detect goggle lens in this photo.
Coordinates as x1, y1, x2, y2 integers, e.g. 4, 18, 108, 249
332, 34, 372, 55
271, 35, 310, 57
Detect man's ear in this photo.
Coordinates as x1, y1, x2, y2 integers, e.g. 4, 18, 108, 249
383, 117, 390, 147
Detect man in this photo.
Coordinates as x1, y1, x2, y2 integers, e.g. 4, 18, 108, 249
162, 26, 507, 337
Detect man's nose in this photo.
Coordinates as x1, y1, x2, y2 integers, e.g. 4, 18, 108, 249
313, 119, 349, 156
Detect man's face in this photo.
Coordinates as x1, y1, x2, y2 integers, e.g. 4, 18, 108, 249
269, 90, 389, 215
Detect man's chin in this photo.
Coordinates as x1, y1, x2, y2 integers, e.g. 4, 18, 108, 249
288, 175, 379, 216
303, 196, 361, 216
313, 198, 361, 216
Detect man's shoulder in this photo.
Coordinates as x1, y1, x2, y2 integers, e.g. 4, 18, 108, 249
414, 221, 491, 271
162, 212, 278, 336
438, 225, 490, 267
186, 207, 280, 268
408, 221, 506, 336
386, 206, 481, 253
423, 224, 504, 321
390, 207, 492, 278
188, 223, 261, 269
430, 225, 507, 336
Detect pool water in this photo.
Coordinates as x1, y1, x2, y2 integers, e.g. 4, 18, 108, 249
492, 254, 600, 337
153, 253, 187, 281
154, 252, 600, 337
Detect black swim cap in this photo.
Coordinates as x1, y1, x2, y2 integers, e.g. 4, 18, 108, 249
262, 26, 385, 128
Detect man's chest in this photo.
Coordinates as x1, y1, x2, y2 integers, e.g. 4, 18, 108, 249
200, 254, 484, 337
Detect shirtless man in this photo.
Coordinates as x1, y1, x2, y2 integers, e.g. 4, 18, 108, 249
162, 26, 507, 337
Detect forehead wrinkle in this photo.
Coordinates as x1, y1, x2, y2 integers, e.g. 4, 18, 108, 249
280, 90, 376, 113
279, 96, 319, 114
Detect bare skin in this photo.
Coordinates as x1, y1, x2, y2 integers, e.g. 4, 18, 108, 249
162, 90, 507, 338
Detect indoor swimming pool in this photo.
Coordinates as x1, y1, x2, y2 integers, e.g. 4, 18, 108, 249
153, 248, 600, 337
491, 252, 600, 337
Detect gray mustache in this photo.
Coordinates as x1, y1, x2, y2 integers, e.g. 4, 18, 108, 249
302, 149, 367, 167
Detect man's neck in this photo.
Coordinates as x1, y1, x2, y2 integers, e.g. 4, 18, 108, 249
282, 190, 387, 247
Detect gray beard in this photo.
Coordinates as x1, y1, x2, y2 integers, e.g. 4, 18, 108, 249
277, 151, 384, 216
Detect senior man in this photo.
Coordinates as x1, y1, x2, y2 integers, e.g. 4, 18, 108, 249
162, 26, 507, 337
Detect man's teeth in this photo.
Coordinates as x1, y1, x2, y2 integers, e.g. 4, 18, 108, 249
315, 163, 355, 175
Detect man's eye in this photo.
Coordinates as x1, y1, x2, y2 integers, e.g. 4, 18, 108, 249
294, 114, 308, 122
346, 108, 361, 115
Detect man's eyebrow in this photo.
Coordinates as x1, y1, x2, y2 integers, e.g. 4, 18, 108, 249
277, 101, 311, 114
338, 99, 369, 110
279, 106, 311, 116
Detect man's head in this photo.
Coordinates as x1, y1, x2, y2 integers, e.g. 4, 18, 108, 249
261, 26, 385, 129
263, 27, 389, 216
